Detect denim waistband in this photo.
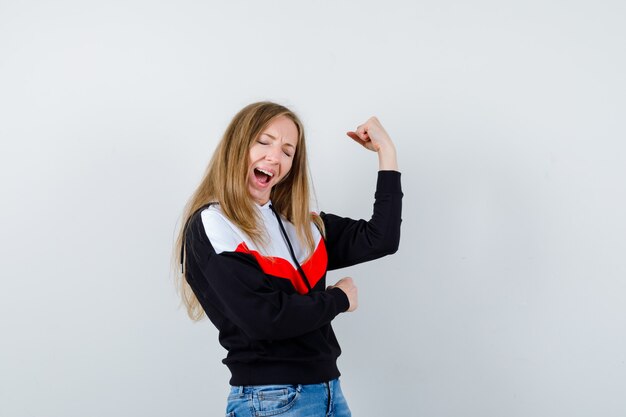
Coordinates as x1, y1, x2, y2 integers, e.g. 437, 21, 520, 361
229, 378, 339, 396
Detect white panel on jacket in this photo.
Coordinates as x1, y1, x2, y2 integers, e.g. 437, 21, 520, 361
200, 202, 322, 269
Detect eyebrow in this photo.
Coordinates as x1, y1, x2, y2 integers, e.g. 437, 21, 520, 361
261, 133, 296, 149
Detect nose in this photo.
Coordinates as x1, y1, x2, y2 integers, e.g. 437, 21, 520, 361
264, 144, 282, 163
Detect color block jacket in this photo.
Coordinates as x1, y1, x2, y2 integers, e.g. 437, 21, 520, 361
183, 171, 403, 385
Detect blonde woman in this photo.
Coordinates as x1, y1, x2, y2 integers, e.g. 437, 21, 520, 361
175, 102, 402, 416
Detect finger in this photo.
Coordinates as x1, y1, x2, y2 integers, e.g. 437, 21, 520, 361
347, 132, 377, 152
347, 132, 375, 150
347, 131, 367, 146
356, 125, 369, 140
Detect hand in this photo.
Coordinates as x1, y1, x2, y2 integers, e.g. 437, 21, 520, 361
347, 117, 398, 170
347, 116, 394, 153
330, 277, 358, 312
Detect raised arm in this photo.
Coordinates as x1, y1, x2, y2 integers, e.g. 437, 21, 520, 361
323, 117, 403, 270
322, 171, 402, 270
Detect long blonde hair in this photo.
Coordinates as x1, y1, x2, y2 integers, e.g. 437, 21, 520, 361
173, 101, 324, 320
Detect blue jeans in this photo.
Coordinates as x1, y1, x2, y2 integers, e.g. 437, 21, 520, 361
225, 378, 351, 417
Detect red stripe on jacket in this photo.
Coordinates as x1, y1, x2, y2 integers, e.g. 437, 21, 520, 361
235, 239, 328, 294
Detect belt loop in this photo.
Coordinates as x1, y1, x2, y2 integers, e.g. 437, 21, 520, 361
325, 380, 332, 415
237, 385, 244, 396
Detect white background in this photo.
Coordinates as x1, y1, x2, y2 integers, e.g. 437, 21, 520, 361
1, 0, 625, 416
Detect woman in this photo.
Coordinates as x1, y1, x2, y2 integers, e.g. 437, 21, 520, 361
175, 102, 402, 416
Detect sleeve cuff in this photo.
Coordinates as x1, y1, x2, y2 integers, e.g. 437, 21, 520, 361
376, 170, 403, 194
328, 287, 350, 313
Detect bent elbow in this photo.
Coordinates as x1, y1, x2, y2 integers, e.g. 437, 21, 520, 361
384, 239, 400, 255
381, 226, 401, 255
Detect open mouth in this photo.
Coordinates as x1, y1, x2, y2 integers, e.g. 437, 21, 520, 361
254, 168, 274, 185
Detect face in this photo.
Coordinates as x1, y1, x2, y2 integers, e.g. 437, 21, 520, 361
247, 115, 299, 205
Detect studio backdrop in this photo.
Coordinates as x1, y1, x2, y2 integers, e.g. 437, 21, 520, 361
1, 1, 625, 416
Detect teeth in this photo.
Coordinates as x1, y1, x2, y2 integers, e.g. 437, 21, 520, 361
257, 168, 274, 177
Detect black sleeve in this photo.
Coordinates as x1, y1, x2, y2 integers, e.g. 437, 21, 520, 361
321, 170, 403, 271
184, 214, 350, 341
